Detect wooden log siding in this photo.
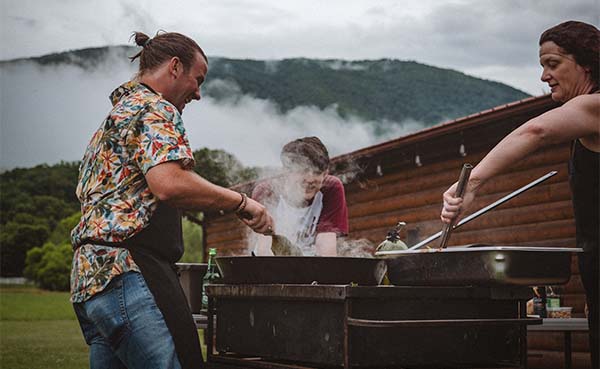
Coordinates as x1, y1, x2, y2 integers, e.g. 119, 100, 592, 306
529, 347, 591, 369
202, 94, 591, 368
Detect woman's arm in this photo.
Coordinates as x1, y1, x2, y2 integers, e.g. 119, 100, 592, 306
441, 94, 600, 223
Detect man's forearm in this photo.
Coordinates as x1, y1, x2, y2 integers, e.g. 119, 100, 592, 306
146, 161, 243, 212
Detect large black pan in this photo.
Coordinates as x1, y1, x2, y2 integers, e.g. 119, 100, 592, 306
216, 256, 387, 285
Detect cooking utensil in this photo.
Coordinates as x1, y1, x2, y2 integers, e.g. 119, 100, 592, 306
438, 163, 473, 249
239, 211, 303, 256
375, 170, 558, 255
215, 256, 387, 285
271, 234, 303, 256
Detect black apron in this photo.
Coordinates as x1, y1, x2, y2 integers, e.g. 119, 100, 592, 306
84, 203, 204, 369
569, 138, 599, 368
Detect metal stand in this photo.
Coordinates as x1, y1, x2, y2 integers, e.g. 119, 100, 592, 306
527, 318, 589, 369
205, 285, 540, 369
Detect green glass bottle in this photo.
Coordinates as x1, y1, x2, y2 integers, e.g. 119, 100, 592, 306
546, 286, 561, 308
201, 248, 220, 312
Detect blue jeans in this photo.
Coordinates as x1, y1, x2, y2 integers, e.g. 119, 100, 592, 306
73, 271, 182, 369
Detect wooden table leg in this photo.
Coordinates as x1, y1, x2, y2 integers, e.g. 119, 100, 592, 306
564, 331, 572, 369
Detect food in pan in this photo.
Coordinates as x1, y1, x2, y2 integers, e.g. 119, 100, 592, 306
271, 234, 303, 256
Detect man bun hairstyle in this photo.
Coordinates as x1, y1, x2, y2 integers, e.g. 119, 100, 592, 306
540, 21, 600, 88
281, 136, 330, 173
129, 31, 208, 76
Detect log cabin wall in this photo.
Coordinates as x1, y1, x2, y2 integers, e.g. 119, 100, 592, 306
203, 94, 591, 368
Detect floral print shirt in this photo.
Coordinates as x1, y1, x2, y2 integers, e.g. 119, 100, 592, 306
70, 81, 195, 303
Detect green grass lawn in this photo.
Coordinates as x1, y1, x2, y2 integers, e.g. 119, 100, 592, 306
0, 284, 206, 369
1, 320, 89, 369
0, 284, 88, 369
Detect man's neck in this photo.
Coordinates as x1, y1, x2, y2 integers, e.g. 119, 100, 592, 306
139, 69, 171, 98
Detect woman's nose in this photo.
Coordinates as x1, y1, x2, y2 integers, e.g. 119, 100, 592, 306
540, 69, 551, 82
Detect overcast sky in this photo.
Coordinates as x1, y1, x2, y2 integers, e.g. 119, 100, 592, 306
1, 1, 599, 171
2, 0, 598, 95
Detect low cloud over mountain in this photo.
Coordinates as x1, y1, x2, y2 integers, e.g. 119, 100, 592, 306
1, 46, 528, 170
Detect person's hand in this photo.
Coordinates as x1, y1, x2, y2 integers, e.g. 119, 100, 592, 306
238, 197, 274, 235
440, 180, 477, 224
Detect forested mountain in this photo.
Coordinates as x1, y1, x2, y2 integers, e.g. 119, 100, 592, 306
205, 57, 529, 126
9, 46, 529, 126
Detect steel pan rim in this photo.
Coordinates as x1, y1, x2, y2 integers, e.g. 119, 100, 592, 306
380, 246, 583, 256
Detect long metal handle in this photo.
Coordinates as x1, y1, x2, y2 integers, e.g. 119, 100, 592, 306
375, 170, 558, 255
347, 317, 542, 328
438, 164, 473, 249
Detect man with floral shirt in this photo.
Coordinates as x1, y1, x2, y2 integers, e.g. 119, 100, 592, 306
70, 31, 273, 369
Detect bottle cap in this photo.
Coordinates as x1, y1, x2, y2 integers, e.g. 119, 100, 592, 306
209, 248, 217, 256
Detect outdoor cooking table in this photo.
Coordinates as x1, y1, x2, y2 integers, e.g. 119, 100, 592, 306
205, 284, 541, 369
527, 318, 589, 369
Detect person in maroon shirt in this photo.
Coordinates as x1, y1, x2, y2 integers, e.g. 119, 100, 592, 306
252, 137, 348, 256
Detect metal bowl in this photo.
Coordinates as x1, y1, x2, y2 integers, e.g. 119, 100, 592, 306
384, 246, 582, 286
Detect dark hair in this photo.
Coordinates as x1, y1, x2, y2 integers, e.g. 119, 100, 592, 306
539, 21, 600, 87
281, 137, 330, 173
129, 31, 208, 76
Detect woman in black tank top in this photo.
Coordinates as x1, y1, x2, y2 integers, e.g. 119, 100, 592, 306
569, 137, 599, 369
441, 21, 600, 367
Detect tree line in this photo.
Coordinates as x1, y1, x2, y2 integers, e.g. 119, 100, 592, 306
0, 148, 258, 290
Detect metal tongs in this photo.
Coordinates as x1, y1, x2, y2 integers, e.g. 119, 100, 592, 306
375, 170, 558, 256
438, 163, 473, 249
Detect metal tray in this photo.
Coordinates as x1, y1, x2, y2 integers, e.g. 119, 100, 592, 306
215, 256, 387, 285
384, 246, 582, 286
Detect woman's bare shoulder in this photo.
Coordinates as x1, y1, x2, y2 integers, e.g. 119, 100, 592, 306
565, 93, 600, 108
